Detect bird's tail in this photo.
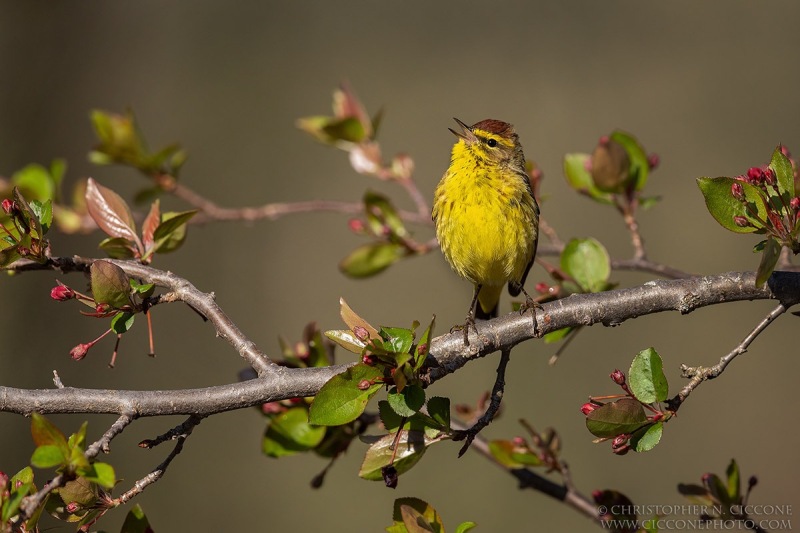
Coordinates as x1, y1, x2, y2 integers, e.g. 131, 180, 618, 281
475, 285, 502, 320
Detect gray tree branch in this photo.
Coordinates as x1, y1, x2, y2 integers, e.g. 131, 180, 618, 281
2, 260, 798, 418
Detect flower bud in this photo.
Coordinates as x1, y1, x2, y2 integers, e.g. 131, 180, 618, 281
747, 167, 765, 183
353, 326, 370, 342
611, 433, 629, 450
65, 501, 80, 513
361, 354, 375, 366
581, 402, 600, 415
70, 343, 91, 361
1, 198, 14, 215
610, 369, 626, 385
731, 182, 745, 202
535, 282, 550, 294
647, 153, 660, 170
347, 218, 365, 234
791, 197, 800, 211
768, 211, 785, 232
357, 379, 372, 390
592, 490, 605, 505
0, 471, 7, 488
50, 284, 76, 301
511, 436, 526, 447
763, 168, 776, 186
612, 444, 630, 455
733, 216, 750, 228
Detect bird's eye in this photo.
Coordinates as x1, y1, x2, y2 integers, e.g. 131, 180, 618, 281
487, 138, 497, 147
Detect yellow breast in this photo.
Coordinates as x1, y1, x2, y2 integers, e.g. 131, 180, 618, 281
433, 147, 538, 288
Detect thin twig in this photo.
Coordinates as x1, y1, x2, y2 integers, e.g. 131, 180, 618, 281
112, 415, 202, 505
167, 180, 432, 225
16, 413, 135, 526
451, 420, 601, 525
668, 303, 788, 411
453, 348, 512, 456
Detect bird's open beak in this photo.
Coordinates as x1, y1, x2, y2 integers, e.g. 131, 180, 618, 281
449, 118, 477, 143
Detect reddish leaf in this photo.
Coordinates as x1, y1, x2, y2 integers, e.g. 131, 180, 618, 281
141, 199, 161, 253
85, 178, 142, 254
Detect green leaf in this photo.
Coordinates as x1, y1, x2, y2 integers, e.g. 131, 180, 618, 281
130, 279, 155, 298
360, 431, 434, 481
98, 237, 137, 259
111, 312, 135, 334
387, 385, 425, 417
262, 406, 326, 457
756, 237, 781, 287
12, 163, 55, 201
379, 400, 406, 433
2, 482, 31, 523
586, 398, 648, 438
380, 326, 414, 354
30, 413, 68, 448
488, 440, 542, 468
31, 445, 67, 468
150, 210, 197, 255
426, 396, 450, 431
726, 459, 741, 502
120, 504, 152, 533
770, 145, 795, 199
697, 177, 768, 233
560, 238, 611, 293
13, 187, 42, 240
325, 329, 367, 353
30, 200, 53, 234
610, 130, 649, 191
90, 260, 131, 308
308, 363, 383, 426
339, 242, 406, 278
630, 422, 663, 452
563, 153, 614, 204
414, 316, 434, 370
388, 498, 444, 533
79, 462, 116, 489
364, 191, 408, 238
454, 522, 478, 533
399, 505, 438, 533
628, 347, 669, 403
543, 326, 573, 344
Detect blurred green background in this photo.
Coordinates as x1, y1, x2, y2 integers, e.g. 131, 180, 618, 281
2, 1, 800, 531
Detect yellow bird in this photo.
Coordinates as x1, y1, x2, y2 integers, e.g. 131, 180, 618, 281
432, 118, 539, 344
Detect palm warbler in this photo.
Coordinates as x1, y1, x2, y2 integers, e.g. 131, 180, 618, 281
432, 118, 539, 344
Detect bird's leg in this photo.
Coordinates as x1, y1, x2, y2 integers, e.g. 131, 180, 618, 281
512, 282, 541, 337
452, 347, 512, 456
463, 284, 481, 346
449, 284, 482, 346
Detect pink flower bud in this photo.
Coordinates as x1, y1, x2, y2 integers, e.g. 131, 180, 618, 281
611, 434, 629, 449
791, 197, 800, 211
763, 168, 776, 186
70, 343, 91, 361
731, 182, 745, 202
612, 443, 630, 455
347, 218, 366, 234
511, 436, 526, 447
610, 369, 626, 385
353, 326, 370, 342
50, 284, 76, 301
747, 167, 765, 183
357, 379, 372, 390
768, 211, 785, 232
361, 354, 375, 366
581, 402, 600, 415
647, 153, 660, 170
65, 501, 80, 513
733, 216, 750, 228
1, 198, 13, 215
535, 282, 550, 294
